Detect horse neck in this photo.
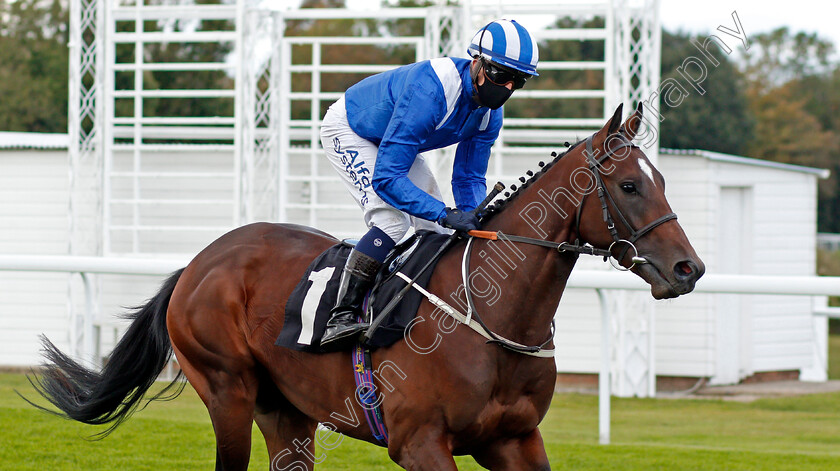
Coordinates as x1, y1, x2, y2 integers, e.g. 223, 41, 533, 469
475, 153, 585, 343
486, 150, 585, 250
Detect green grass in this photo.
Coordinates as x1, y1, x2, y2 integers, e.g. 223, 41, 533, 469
3, 373, 840, 470
831, 334, 840, 380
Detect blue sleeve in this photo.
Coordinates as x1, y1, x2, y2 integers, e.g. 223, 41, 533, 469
451, 110, 502, 212
371, 78, 449, 222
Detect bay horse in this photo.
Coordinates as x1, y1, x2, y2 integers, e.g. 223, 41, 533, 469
30, 103, 703, 470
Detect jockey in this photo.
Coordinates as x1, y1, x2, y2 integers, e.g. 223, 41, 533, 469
319, 19, 539, 346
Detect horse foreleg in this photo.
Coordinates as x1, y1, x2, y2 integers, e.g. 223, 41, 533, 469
472, 429, 551, 471
389, 427, 458, 471
255, 404, 319, 470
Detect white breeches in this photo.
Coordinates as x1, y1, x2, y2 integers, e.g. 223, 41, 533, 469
320, 96, 448, 243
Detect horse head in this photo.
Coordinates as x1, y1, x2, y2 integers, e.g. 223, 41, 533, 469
574, 103, 705, 298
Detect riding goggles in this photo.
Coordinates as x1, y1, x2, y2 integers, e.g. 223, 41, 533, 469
481, 59, 530, 89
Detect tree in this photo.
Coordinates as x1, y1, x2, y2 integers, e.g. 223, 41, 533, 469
787, 69, 840, 232
743, 83, 840, 233
788, 68, 840, 136
0, 0, 68, 132
744, 84, 838, 170
740, 27, 835, 93
736, 27, 840, 232
658, 29, 754, 154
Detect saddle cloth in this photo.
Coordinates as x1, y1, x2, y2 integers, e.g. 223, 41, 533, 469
275, 230, 451, 353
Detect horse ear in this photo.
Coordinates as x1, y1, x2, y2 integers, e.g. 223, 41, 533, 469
606, 104, 623, 135
620, 101, 644, 140
592, 104, 623, 147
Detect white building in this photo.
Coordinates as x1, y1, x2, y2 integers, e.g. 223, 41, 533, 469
660, 149, 828, 385
0, 133, 71, 366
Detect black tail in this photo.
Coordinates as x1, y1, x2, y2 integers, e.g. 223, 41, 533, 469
24, 268, 186, 437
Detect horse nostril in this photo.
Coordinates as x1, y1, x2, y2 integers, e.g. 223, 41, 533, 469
674, 261, 695, 279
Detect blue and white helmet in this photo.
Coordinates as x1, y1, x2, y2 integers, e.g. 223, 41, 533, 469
467, 19, 539, 76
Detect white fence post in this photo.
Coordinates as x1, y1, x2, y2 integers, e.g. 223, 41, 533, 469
79, 273, 98, 367
596, 288, 611, 445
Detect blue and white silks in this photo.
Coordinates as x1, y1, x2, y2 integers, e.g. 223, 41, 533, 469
344, 57, 502, 222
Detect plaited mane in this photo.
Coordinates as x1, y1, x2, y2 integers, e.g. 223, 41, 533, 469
480, 140, 583, 221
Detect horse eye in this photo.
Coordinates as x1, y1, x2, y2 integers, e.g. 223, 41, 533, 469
620, 182, 637, 194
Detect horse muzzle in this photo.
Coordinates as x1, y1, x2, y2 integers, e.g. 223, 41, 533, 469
634, 256, 705, 299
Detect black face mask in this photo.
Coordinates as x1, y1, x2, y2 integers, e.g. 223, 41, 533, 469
475, 79, 513, 110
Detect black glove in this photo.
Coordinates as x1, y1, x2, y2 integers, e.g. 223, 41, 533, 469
438, 208, 481, 232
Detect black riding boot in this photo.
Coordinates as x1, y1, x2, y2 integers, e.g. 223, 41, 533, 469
320, 248, 381, 347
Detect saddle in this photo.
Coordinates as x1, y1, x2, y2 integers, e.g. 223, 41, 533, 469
275, 230, 452, 353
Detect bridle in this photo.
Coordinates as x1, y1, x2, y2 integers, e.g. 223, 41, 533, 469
369, 133, 679, 358
575, 134, 677, 270
472, 133, 677, 270
450, 132, 677, 356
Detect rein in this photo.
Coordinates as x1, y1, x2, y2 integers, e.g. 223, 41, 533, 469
469, 230, 612, 258
452, 134, 679, 357
368, 135, 679, 358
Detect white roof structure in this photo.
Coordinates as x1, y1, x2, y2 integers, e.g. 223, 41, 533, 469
661, 148, 831, 179
0, 132, 69, 150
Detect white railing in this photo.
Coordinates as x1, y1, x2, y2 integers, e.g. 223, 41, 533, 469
570, 270, 840, 296
577, 271, 840, 445
0, 255, 189, 369
0, 254, 188, 275
0, 254, 838, 446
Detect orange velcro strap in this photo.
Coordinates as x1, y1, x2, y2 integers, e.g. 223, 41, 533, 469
468, 230, 498, 240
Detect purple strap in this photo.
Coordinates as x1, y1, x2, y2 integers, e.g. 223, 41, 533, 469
352, 296, 388, 445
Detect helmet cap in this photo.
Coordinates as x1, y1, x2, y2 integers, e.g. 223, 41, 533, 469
467, 19, 539, 76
